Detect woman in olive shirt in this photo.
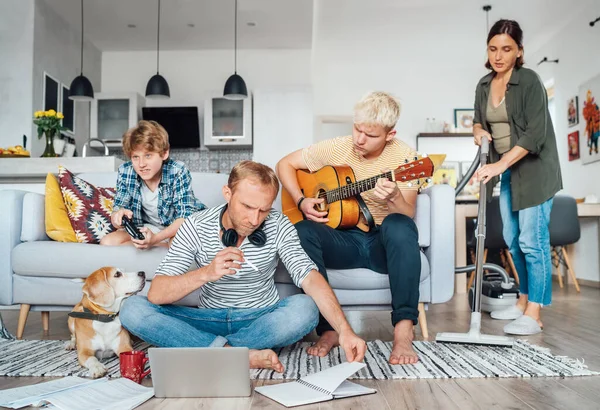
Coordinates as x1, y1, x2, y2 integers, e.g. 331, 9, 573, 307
473, 19, 562, 336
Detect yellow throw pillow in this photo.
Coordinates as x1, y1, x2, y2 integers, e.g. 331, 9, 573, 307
45, 173, 77, 242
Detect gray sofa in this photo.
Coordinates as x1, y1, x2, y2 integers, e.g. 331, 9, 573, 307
0, 172, 455, 339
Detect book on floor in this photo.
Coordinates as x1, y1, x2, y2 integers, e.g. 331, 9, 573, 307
254, 361, 376, 407
0, 376, 154, 410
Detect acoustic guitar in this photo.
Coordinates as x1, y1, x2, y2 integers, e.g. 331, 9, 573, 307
282, 155, 442, 232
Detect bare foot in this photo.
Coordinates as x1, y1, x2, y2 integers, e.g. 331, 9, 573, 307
389, 320, 418, 365
307, 330, 339, 357
249, 349, 284, 373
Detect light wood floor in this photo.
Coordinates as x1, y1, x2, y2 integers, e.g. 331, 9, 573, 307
1, 283, 600, 409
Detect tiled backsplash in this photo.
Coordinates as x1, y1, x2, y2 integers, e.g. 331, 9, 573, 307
115, 148, 253, 173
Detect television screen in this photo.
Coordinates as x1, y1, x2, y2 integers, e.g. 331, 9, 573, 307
142, 106, 200, 148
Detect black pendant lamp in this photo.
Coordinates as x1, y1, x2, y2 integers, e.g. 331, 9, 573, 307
145, 0, 170, 99
223, 0, 247, 99
69, 0, 94, 101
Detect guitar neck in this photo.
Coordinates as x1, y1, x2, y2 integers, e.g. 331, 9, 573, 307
325, 171, 393, 204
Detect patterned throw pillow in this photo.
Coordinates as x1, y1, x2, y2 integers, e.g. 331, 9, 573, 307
58, 166, 116, 244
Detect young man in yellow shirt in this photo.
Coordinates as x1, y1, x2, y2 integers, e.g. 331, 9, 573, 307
276, 92, 421, 365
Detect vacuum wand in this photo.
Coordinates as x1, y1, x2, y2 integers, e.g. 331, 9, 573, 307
472, 137, 490, 316
436, 137, 514, 347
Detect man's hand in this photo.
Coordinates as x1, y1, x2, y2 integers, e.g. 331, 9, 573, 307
300, 197, 329, 224
338, 329, 367, 362
204, 247, 244, 282
132, 227, 155, 250
373, 177, 400, 202
111, 208, 133, 228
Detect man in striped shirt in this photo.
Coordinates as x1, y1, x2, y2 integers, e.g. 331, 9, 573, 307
276, 92, 422, 365
120, 161, 366, 372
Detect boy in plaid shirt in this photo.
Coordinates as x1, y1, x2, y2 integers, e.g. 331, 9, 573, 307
101, 120, 204, 249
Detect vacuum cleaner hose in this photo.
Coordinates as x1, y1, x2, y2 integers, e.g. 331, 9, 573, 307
454, 263, 511, 283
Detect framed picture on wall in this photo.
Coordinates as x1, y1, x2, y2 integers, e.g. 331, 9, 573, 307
454, 108, 475, 132
568, 131, 580, 161
61, 84, 75, 134
567, 96, 578, 127
43, 72, 60, 112
579, 73, 600, 165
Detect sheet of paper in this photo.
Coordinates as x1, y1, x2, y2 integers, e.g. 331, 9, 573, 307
255, 381, 330, 408
0, 377, 98, 409
332, 380, 377, 398
44, 378, 154, 410
300, 362, 365, 394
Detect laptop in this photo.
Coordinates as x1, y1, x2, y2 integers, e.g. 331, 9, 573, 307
148, 347, 251, 398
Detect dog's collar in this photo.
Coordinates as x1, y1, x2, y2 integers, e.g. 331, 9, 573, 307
68, 307, 118, 323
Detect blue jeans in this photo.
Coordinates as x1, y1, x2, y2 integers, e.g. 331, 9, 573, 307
120, 294, 319, 349
295, 213, 421, 332
499, 168, 553, 306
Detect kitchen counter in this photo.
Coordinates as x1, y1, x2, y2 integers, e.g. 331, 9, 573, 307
0, 156, 124, 184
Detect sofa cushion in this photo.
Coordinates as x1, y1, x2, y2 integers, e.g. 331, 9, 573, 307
45, 173, 77, 242
273, 251, 429, 290
12, 241, 169, 279
21, 193, 49, 242
59, 166, 116, 244
414, 194, 430, 247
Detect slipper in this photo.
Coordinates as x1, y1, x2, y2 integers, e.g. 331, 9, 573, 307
503, 315, 543, 335
490, 305, 524, 320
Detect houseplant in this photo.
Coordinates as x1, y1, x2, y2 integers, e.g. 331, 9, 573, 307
33, 109, 66, 157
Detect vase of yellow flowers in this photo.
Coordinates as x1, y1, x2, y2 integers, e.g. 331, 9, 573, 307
33, 110, 66, 157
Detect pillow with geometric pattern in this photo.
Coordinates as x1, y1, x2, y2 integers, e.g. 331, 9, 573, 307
58, 166, 116, 244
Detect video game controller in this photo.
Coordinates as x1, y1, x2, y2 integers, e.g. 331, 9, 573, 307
122, 216, 145, 241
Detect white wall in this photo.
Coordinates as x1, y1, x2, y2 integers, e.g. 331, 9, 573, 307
101, 49, 311, 109
0, 0, 35, 150
311, 0, 489, 152
529, 6, 600, 283
32, 0, 102, 157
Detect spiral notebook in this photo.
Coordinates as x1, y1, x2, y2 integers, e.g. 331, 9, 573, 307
254, 362, 376, 407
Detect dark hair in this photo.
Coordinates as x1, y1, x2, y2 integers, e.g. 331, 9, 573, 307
485, 19, 524, 70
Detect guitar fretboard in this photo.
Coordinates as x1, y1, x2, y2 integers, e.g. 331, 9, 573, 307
323, 171, 393, 203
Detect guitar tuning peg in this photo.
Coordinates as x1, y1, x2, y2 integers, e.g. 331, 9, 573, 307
413, 156, 418, 161
426, 178, 432, 183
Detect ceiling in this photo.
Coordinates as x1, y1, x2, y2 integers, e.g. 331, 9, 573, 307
42, 0, 314, 51
42, 0, 593, 53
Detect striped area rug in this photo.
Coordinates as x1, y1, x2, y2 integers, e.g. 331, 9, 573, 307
0, 339, 597, 380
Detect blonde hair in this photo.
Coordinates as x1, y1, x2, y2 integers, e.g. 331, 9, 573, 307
228, 160, 280, 196
122, 120, 170, 158
353, 91, 401, 130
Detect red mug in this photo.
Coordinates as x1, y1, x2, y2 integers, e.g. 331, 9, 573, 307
119, 351, 151, 384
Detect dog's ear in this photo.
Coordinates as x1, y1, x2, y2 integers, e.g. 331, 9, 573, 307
82, 267, 116, 307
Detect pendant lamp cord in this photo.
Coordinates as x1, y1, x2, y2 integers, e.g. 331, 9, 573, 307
483, 5, 491, 33
234, 0, 238, 74
157, 0, 161, 74
80, 0, 84, 75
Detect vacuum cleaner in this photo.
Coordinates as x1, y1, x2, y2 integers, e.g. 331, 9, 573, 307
436, 138, 515, 347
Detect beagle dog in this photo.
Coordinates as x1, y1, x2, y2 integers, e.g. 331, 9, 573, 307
66, 267, 145, 378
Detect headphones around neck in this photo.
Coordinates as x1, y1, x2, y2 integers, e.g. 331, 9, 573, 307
219, 205, 267, 247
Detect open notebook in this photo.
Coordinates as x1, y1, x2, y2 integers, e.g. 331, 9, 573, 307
254, 362, 376, 407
